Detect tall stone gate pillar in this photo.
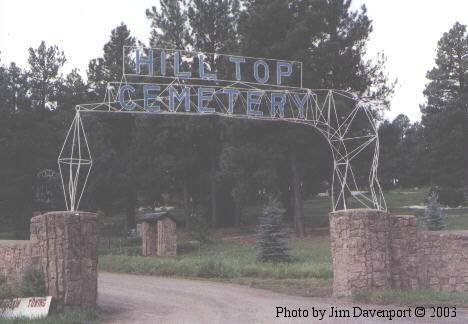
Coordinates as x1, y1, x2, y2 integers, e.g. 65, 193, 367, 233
30, 211, 97, 309
329, 209, 391, 297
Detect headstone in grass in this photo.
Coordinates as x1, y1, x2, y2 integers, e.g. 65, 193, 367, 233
256, 197, 291, 262
424, 192, 447, 230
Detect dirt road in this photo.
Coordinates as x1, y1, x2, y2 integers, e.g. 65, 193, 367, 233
98, 272, 468, 324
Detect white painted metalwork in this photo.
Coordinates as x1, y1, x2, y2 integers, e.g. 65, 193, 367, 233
58, 49, 387, 212
58, 110, 92, 211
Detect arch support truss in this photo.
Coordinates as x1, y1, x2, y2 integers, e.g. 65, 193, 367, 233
59, 79, 386, 212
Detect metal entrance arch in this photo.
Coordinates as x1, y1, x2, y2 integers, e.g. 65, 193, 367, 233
58, 48, 387, 213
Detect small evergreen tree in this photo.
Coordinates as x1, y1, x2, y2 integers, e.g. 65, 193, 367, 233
424, 192, 447, 230
256, 197, 291, 262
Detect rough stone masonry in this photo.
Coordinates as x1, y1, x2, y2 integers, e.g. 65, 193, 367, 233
0, 211, 97, 309
329, 209, 468, 297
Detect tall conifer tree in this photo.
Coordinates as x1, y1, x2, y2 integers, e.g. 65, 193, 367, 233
421, 22, 468, 188
28, 41, 66, 111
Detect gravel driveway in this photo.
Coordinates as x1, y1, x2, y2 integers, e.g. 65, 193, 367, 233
98, 272, 468, 324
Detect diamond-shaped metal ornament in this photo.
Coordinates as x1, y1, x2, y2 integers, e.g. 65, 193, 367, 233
58, 111, 92, 211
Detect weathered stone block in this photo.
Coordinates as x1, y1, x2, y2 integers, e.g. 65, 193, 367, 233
329, 210, 468, 296
0, 211, 97, 310
141, 214, 177, 257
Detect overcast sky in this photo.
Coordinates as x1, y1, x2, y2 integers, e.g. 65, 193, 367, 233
1, 0, 467, 121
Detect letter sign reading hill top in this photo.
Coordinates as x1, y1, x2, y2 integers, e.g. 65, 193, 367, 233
115, 47, 305, 116
123, 47, 303, 86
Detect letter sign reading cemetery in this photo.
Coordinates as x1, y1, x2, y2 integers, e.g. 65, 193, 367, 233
116, 46, 307, 118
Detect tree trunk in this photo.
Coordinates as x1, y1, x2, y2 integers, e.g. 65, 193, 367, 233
210, 167, 217, 228
463, 90, 468, 190
182, 171, 191, 229
125, 190, 137, 231
290, 151, 305, 237
458, 56, 468, 191
210, 137, 217, 228
287, 187, 294, 221
234, 201, 241, 228
464, 106, 468, 191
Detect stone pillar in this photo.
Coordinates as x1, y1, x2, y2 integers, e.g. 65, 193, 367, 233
389, 215, 419, 290
156, 218, 177, 257
141, 221, 158, 256
30, 211, 97, 309
329, 209, 391, 297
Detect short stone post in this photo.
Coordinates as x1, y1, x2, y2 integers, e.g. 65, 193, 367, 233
140, 211, 177, 257
329, 209, 391, 297
156, 217, 177, 257
30, 211, 97, 309
141, 220, 158, 256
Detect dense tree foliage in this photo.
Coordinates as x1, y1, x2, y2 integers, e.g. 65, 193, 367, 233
421, 22, 468, 189
0, 0, 418, 239
28, 41, 66, 111
146, 0, 189, 49
378, 114, 429, 188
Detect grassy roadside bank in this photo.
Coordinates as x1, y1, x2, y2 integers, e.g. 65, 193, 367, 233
98, 188, 468, 307
0, 309, 98, 324
353, 289, 468, 307
99, 236, 333, 297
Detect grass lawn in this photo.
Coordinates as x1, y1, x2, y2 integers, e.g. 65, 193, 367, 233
299, 187, 468, 230
99, 234, 333, 297
0, 232, 15, 240
98, 186, 468, 307
353, 289, 468, 307
0, 224, 15, 240
0, 309, 98, 324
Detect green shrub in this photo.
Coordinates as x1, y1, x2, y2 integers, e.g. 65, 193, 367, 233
197, 259, 235, 278
0, 268, 45, 300
352, 288, 371, 302
191, 206, 210, 243
432, 187, 466, 207
125, 236, 142, 247
239, 265, 260, 277
99, 245, 141, 256
16, 267, 46, 297
0, 275, 13, 299
177, 240, 200, 254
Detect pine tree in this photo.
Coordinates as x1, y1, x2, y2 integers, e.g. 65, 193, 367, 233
0, 62, 30, 114
187, 0, 240, 56
58, 69, 88, 109
186, 0, 241, 228
423, 192, 447, 231
85, 24, 138, 229
146, 0, 189, 49
256, 197, 291, 262
87, 23, 136, 99
421, 22, 468, 188
28, 41, 66, 110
